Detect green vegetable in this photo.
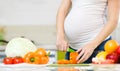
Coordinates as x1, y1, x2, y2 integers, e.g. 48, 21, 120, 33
67, 47, 76, 52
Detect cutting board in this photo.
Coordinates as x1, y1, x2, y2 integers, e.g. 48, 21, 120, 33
47, 64, 91, 67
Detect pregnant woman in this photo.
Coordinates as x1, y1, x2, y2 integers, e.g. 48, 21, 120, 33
56, 0, 119, 63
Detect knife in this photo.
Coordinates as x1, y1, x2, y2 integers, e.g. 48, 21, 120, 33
67, 46, 76, 52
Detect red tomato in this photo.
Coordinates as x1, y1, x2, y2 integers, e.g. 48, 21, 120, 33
3, 57, 13, 64
13, 57, 24, 64
116, 46, 120, 55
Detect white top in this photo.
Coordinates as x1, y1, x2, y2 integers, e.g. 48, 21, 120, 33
64, 0, 108, 49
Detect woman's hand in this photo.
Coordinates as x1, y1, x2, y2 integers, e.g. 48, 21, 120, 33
56, 0, 71, 51
56, 36, 69, 51
76, 41, 97, 63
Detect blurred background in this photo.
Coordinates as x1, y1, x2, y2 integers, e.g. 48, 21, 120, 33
0, 0, 120, 63
0, 0, 61, 63
0, 0, 61, 46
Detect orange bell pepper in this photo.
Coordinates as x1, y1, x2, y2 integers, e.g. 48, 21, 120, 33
24, 52, 40, 64
70, 52, 78, 64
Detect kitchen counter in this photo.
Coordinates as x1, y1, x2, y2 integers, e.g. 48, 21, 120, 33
0, 63, 120, 71
0, 67, 92, 71
0, 63, 92, 71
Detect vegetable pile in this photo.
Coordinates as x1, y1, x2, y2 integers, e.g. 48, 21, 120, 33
92, 40, 120, 64
3, 37, 50, 65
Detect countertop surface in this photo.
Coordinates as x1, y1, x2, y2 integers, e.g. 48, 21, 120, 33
0, 63, 120, 71
0, 63, 92, 71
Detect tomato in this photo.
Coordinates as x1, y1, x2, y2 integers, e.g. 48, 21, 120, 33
70, 52, 78, 64
106, 53, 119, 63
3, 57, 24, 64
24, 52, 40, 64
13, 57, 24, 64
104, 40, 119, 53
3, 57, 13, 64
40, 56, 49, 64
34, 48, 47, 56
116, 46, 120, 55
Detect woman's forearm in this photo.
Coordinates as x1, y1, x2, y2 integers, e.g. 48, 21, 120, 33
56, 0, 71, 38
93, 20, 118, 47
92, 0, 119, 48
56, 9, 67, 38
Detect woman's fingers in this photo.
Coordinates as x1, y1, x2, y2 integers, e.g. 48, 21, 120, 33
76, 48, 82, 53
56, 42, 62, 51
56, 40, 68, 51
76, 48, 89, 63
77, 49, 93, 63
56, 43, 60, 50
76, 48, 84, 60
63, 43, 68, 51
77, 52, 88, 63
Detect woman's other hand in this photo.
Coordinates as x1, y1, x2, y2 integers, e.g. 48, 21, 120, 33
76, 41, 97, 63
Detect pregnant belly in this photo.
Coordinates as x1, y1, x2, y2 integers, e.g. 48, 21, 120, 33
64, 13, 105, 43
